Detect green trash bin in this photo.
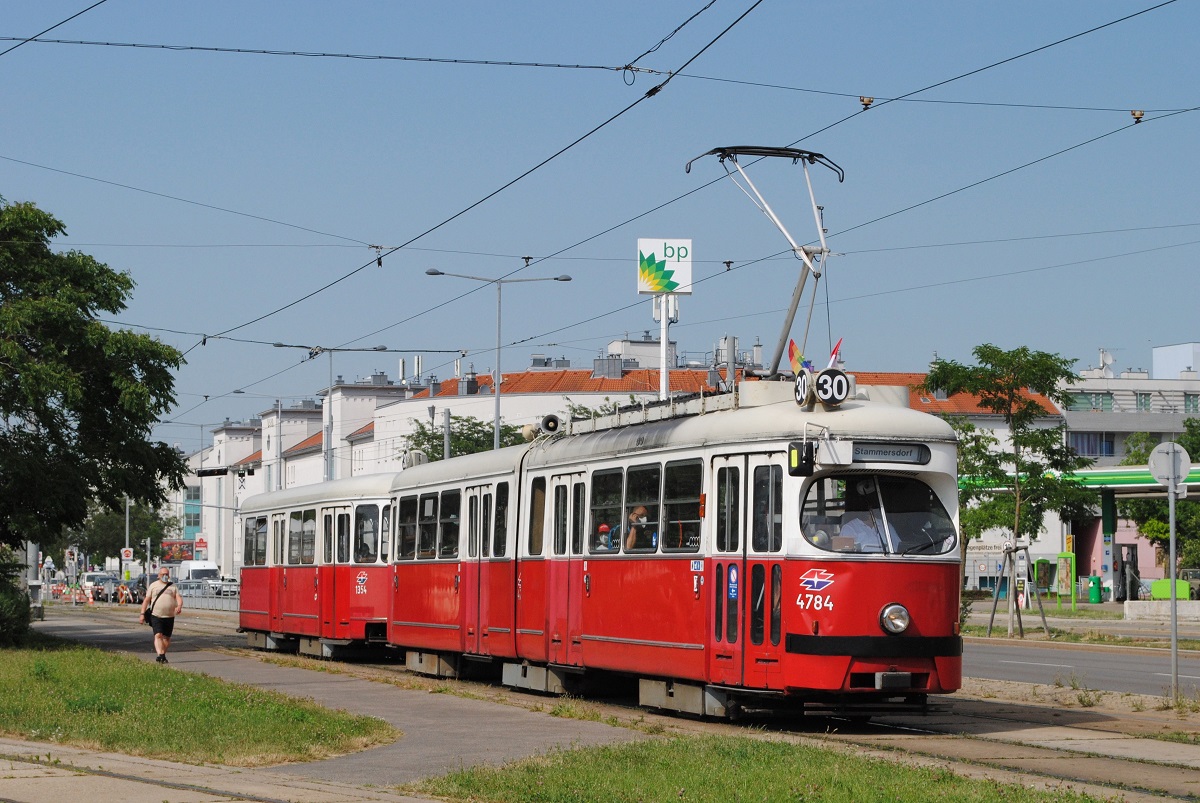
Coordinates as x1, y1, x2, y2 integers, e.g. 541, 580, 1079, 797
1088, 575, 1102, 603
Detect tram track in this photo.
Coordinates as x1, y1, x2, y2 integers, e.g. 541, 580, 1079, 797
40, 605, 1200, 801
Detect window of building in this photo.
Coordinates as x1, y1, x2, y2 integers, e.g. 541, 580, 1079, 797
1185, 393, 1199, 414
1068, 432, 1115, 457
1135, 392, 1152, 412
1068, 392, 1113, 412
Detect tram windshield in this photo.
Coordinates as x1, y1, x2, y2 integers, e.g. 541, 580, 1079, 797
800, 475, 956, 556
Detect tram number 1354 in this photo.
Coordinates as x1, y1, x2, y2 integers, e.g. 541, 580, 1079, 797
796, 593, 834, 611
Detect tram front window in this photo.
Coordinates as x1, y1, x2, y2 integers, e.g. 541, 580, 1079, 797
800, 475, 956, 556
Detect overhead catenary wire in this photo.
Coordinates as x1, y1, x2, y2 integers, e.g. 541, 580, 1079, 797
0, 0, 110, 59
204, 1, 764, 343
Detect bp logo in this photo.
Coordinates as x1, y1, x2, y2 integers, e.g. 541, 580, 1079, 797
798, 568, 835, 591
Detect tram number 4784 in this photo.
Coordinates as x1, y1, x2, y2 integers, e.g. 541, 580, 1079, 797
796, 593, 834, 610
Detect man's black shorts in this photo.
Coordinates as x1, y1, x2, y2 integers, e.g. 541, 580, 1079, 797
149, 614, 175, 638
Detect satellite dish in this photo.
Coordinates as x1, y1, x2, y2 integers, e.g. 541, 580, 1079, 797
1100, 349, 1115, 378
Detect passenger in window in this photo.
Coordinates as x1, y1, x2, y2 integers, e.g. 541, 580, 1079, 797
594, 523, 615, 551
624, 506, 655, 551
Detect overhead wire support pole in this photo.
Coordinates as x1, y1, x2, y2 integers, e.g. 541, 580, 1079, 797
686, 146, 843, 378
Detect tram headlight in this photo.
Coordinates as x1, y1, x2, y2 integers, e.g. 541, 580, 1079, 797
879, 603, 910, 634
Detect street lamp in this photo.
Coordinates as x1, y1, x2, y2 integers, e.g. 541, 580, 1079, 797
273, 343, 386, 481
426, 268, 572, 449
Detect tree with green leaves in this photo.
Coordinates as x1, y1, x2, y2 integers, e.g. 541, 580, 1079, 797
942, 417, 1007, 576
922, 344, 1095, 544
402, 414, 525, 461
0, 198, 189, 551
1119, 420, 1200, 568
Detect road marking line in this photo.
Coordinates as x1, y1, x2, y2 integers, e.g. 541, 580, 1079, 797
1153, 673, 1200, 680
997, 660, 1073, 668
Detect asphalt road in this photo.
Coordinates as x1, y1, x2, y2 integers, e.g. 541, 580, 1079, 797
964, 638, 1200, 696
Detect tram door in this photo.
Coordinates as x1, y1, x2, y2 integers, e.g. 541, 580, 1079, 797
269, 513, 287, 633
708, 457, 745, 686
742, 456, 786, 689
708, 454, 786, 688
463, 485, 486, 655
547, 473, 586, 666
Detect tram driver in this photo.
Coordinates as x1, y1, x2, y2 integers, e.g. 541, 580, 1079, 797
839, 479, 897, 553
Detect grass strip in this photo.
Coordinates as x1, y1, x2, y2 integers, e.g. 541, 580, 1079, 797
0, 634, 396, 766
406, 734, 1111, 802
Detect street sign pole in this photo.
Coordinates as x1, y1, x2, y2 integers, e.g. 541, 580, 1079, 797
1149, 442, 1191, 701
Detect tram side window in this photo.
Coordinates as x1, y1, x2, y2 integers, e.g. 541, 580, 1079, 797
716, 466, 741, 553
288, 511, 303, 564
571, 482, 585, 555
752, 464, 783, 553
468, 495, 479, 559
527, 477, 546, 556
337, 512, 350, 563
273, 518, 284, 564
662, 459, 702, 552
244, 516, 267, 566
287, 509, 316, 565
396, 496, 417, 560
624, 463, 661, 552
493, 482, 509, 557
301, 509, 316, 565
439, 490, 461, 559
355, 504, 379, 563
553, 484, 568, 556
481, 493, 492, 558
418, 493, 438, 559
322, 513, 334, 564
381, 502, 392, 562
589, 469, 623, 553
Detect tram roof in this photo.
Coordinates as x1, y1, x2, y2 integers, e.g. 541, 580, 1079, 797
528, 386, 956, 469
240, 472, 399, 514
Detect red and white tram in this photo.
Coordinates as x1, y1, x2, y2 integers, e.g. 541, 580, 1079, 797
240, 473, 395, 656
239, 380, 962, 717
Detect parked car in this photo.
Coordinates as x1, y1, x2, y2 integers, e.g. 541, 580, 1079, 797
176, 579, 209, 597
206, 576, 240, 597
85, 574, 120, 601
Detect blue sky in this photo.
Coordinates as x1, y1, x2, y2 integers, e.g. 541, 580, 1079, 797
4, 1, 1197, 446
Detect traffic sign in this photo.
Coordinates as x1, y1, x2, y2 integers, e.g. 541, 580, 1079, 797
120, 547, 134, 561
1149, 442, 1191, 490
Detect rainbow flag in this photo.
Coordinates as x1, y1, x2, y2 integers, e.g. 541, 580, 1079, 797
788, 340, 814, 374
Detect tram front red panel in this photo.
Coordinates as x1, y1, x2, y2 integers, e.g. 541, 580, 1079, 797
329, 565, 389, 640
579, 556, 707, 680
239, 566, 271, 633
780, 560, 961, 694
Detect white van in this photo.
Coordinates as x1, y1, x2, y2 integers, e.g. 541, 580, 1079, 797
174, 560, 220, 582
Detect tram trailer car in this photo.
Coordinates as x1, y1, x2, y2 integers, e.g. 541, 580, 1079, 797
239, 381, 962, 718
240, 473, 398, 656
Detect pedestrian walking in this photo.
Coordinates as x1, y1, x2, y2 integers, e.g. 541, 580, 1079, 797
139, 567, 183, 663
